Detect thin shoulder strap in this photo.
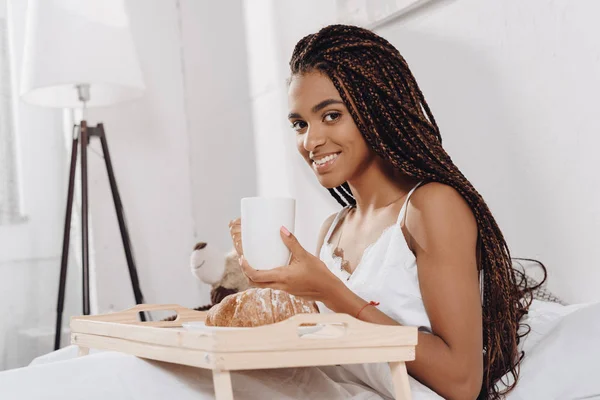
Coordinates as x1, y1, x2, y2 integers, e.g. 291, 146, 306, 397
323, 206, 350, 244
397, 181, 424, 225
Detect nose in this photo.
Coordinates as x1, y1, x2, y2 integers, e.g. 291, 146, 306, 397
303, 125, 326, 152
194, 242, 207, 250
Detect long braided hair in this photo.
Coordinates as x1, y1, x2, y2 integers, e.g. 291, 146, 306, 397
289, 24, 544, 399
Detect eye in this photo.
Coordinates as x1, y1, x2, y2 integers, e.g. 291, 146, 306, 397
290, 120, 307, 132
323, 112, 341, 122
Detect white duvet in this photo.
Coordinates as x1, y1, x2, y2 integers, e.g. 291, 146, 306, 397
0, 300, 598, 400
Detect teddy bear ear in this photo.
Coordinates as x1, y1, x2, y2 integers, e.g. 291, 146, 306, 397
190, 242, 226, 285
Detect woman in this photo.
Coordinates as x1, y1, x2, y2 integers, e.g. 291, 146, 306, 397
0, 24, 540, 400
231, 24, 537, 399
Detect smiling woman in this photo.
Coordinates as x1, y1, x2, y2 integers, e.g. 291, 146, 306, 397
233, 24, 549, 399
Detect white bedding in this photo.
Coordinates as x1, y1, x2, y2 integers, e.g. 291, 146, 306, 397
0, 346, 439, 400
499, 300, 600, 399
0, 300, 598, 400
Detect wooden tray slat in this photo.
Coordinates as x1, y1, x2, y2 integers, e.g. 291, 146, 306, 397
71, 332, 211, 368
208, 313, 418, 353
70, 320, 216, 350
211, 346, 416, 371
70, 332, 416, 371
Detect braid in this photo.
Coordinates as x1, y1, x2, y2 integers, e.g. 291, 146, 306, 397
328, 187, 347, 207
290, 24, 542, 399
339, 182, 356, 206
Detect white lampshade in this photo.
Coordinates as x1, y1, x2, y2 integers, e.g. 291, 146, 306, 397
20, 0, 145, 108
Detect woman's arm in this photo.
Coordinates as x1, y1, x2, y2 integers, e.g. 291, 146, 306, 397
324, 183, 483, 400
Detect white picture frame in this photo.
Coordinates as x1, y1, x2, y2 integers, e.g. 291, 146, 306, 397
336, 0, 435, 30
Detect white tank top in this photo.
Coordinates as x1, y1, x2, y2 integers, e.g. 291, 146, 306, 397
316, 181, 433, 333
315, 181, 445, 398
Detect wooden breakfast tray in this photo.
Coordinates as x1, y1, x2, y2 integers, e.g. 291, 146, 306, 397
70, 304, 418, 400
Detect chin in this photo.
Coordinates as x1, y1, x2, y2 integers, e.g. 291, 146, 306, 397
315, 173, 347, 190
306, 156, 350, 189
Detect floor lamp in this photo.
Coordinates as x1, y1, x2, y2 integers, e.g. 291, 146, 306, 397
19, 0, 148, 350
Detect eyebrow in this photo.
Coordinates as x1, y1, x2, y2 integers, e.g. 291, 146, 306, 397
288, 98, 344, 119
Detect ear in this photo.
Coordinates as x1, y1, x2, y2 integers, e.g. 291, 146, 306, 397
190, 242, 226, 285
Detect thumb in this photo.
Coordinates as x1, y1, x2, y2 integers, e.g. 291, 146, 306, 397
280, 226, 306, 258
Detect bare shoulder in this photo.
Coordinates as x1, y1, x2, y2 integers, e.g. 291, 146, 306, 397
410, 182, 473, 214
315, 211, 339, 255
404, 182, 478, 251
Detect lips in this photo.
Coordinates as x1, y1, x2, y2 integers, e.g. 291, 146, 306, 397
312, 152, 340, 172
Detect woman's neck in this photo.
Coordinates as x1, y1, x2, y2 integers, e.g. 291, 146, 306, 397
347, 159, 419, 213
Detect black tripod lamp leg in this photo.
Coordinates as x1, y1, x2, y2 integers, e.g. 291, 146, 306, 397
81, 122, 91, 316
54, 130, 79, 351
96, 124, 147, 321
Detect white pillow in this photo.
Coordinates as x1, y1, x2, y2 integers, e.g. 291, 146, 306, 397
504, 301, 600, 399
519, 300, 592, 355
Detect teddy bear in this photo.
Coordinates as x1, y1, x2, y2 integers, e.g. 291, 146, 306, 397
189, 241, 250, 308
162, 242, 250, 321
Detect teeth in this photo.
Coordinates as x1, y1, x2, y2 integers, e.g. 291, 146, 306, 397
314, 153, 339, 166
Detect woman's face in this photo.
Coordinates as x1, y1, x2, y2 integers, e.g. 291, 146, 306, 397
287, 71, 376, 189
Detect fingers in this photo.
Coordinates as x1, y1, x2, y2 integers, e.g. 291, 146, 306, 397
229, 218, 243, 255
239, 255, 288, 284
229, 218, 241, 236
250, 281, 287, 291
279, 226, 305, 259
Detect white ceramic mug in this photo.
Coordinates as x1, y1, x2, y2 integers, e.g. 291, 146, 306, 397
241, 197, 296, 270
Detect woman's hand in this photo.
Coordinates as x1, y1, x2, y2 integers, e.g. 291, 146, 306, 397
228, 218, 243, 257
238, 226, 344, 303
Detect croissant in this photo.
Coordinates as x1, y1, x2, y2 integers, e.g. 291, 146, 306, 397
205, 287, 319, 327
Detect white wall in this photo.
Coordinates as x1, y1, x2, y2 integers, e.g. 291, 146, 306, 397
180, 0, 257, 272
245, 0, 600, 304
86, 0, 256, 314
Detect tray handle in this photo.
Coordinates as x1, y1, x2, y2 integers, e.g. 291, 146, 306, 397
286, 312, 363, 327
271, 312, 371, 339
260, 313, 418, 345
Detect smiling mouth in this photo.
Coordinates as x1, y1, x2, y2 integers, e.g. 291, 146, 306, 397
312, 152, 340, 172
